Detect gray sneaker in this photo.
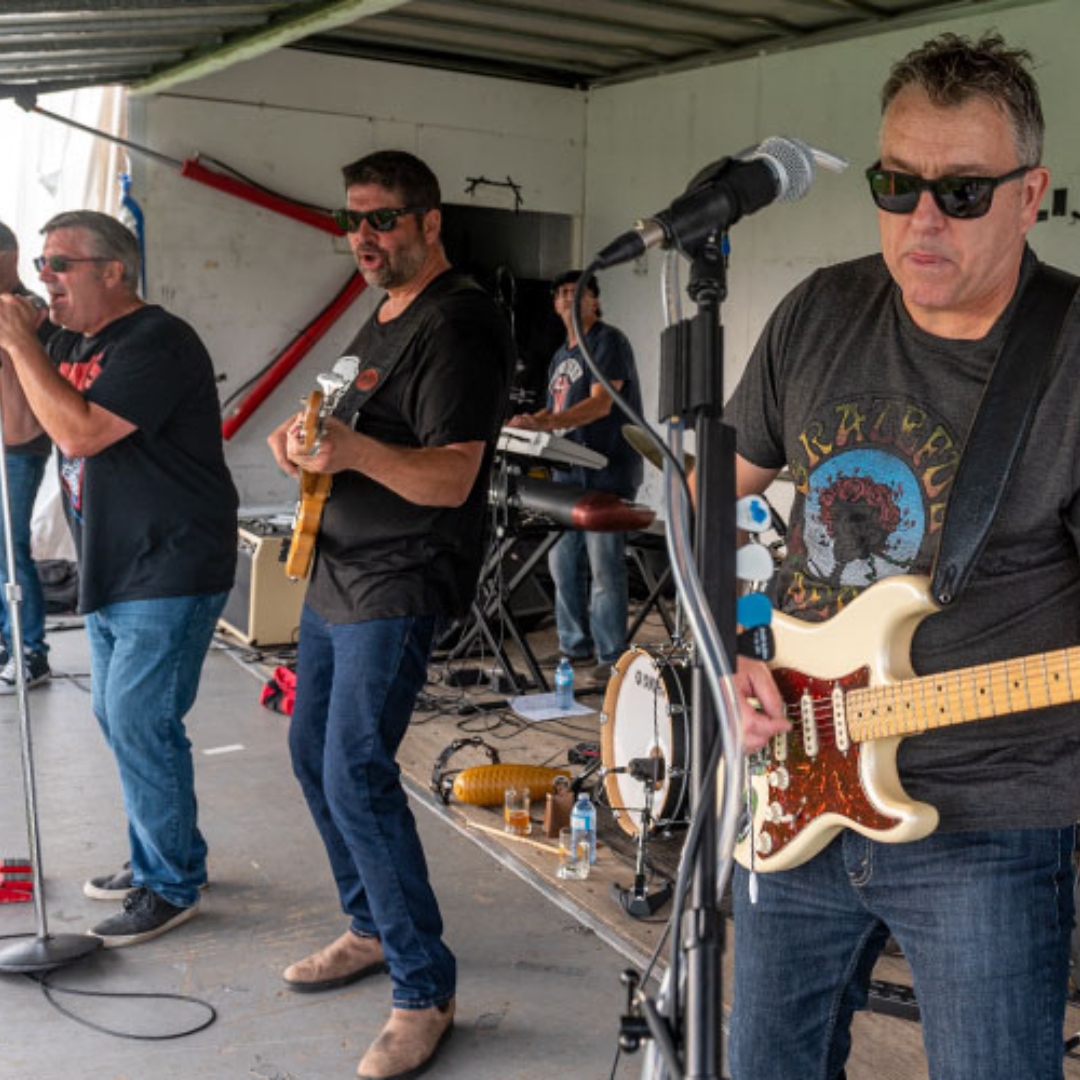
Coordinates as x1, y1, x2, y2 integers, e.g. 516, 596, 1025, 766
89, 886, 199, 948
83, 863, 136, 900
84, 862, 210, 901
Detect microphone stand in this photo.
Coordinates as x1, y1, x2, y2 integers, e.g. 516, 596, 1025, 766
682, 232, 736, 1079
0, 387, 101, 974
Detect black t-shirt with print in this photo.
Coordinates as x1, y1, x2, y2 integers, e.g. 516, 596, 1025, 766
546, 320, 643, 496
49, 305, 238, 613
726, 249, 1080, 832
305, 271, 514, 624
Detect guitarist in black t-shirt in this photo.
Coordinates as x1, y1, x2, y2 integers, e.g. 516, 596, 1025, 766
268, 151, 512, 1080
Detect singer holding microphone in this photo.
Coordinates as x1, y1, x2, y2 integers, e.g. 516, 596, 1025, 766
719, 33, 1079, 1080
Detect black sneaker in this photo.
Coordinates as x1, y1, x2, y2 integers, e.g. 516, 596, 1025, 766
89, 886, 199, 948
83, 863, 135, 900
0, 650, 50, 694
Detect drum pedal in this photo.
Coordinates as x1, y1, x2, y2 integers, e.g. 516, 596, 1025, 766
611, 876, 673, 919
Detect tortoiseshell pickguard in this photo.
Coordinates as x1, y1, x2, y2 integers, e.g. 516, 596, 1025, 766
756, 665, 904, 861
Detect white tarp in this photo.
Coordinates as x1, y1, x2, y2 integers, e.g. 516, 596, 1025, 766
0, 86, 128, 561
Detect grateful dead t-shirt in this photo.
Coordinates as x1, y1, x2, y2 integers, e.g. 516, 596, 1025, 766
726, 249, 1080, 832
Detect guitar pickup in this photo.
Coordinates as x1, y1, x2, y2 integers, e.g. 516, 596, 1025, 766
833, 685, 850, 754
801, 691, 819, 757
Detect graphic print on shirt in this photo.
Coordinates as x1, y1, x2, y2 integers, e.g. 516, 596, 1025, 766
784, 394, 961, 621
549, 356, 584, 415
56, 350, 105, 522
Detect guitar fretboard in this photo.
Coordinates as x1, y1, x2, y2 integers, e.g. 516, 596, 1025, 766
846, 645, 1080, 742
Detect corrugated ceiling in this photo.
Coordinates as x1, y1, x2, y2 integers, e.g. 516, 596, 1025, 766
0, 0, 1054, 102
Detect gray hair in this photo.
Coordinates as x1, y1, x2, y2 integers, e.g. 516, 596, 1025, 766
881, 32, 1044, 166
41, 210, 141, 291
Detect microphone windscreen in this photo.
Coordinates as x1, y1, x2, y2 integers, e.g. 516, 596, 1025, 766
752, 136, 815, 202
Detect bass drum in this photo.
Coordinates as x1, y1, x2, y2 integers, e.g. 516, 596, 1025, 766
599, 646, 692, 837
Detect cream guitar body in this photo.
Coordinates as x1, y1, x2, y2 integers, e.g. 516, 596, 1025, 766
729, 575, 1080, 872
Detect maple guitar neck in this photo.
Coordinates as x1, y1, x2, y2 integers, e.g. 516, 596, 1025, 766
285, 389, 331, 581
845, 645, 1080, 742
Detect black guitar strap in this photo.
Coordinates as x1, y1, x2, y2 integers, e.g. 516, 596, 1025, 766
930, 263, 1080, 606
330, 270, 487, 423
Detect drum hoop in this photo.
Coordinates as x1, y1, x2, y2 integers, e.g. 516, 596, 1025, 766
600, 645, 692, 837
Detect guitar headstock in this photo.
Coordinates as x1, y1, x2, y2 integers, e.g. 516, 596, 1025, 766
316, 354, 361, 412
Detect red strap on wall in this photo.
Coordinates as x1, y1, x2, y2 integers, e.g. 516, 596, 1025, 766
180, 158, 343, 236
222, 272, 367, 440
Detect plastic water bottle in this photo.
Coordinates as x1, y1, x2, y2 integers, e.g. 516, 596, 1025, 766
555, 657, 574, 710
570, 793, 597, 865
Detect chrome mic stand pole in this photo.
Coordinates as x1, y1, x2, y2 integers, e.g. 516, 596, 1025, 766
0, 383, 100, 973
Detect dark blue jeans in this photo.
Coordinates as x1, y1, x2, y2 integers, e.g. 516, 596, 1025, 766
0, 452, 48, 656
730, 827, 1076, 1080
289, 604, 455, 1010
86, 591, 227, 908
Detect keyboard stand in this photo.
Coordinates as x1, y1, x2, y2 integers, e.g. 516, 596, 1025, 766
447, 524, 562, 694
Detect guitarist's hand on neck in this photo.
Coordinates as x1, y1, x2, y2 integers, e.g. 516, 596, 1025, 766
268, 411, 303, 479
286, 416, 354, 476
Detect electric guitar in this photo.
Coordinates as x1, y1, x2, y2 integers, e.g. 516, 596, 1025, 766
732, 574, 1080, 872
284, 357, 360, 580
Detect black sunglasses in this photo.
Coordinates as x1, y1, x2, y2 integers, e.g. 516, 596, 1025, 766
865, 163, 1030, 219
33, 255, 113, 273
332, 206, 429, 233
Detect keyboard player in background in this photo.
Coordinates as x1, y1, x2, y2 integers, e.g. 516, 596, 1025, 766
506, 269, 642, 684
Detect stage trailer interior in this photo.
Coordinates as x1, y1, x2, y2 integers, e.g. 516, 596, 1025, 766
3, 1, 1080, 1078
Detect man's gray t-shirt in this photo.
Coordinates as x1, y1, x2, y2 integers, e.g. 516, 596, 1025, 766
726, 250, 1080, 832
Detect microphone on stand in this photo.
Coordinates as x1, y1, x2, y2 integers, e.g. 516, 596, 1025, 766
595, 135, 847, 268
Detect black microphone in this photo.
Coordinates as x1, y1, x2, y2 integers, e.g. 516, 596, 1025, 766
595, 136, 820, 268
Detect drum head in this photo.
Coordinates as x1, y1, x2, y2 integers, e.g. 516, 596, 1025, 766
600, 647, 690, 837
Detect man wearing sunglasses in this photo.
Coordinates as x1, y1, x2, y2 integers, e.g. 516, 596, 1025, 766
0, 211, 237, 949
268, 150, 512, 1080
724, 34, 1078, 1080
0, 221, 56, 694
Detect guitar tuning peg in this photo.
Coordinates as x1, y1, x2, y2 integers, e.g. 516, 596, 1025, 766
736, 495, 772, 534
736, 541, 775, 584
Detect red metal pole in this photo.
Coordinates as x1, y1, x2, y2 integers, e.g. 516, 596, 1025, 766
222, 272, 367, 440
180, 158, 343, 236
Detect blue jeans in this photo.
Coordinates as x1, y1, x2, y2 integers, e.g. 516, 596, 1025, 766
0, 452, 48, 656
289, 605, 455, 1010
86, 591, 227, 908
548, 529, 628, 664
730, 827, 1076, 1080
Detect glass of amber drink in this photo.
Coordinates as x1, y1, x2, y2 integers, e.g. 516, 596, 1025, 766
504, 788, 531, 836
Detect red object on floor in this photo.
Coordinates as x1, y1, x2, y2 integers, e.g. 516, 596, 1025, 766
260, 665, 297, 717
0, 858, 32, 903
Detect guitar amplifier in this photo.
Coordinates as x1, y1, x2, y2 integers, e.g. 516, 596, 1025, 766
218, 521, 308, 647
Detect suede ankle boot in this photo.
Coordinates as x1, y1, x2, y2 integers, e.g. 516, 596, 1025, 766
283, 929, 387, 993
357, 998, 455, 1079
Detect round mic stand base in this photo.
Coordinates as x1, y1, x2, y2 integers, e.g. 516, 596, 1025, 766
0, 381, 100, 978
0, 932, 102, 974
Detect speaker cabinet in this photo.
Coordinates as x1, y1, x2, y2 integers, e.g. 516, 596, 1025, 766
218, 522, 308, 647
